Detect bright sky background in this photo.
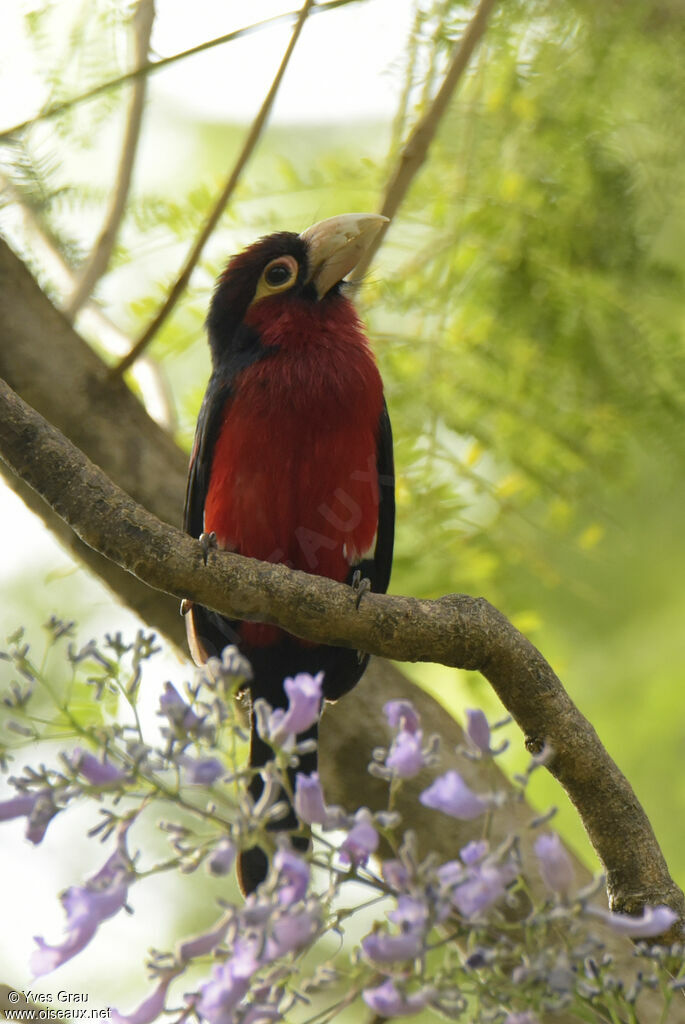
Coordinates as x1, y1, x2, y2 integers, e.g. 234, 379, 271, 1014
0, 0, 415, 129
0, 0, 416, 1001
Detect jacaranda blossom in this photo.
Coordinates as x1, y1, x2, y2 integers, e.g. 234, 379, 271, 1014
262, 673, 323, 745
207, 838, 236, 876
196, 941, 260, 1024
0, 789, 58, 844
385, 729, 426, 778
265, 903, 321, 959
465, 708, 491, 753
274, 848, 309, 905
362, 979, 431, 1017
460, 839, 488, 865
534, 833, 575, 894
384, 699, 421, 734
31, 840, 133, 976
420, 770, 488, 820
362, 897, 428, 965
178, 912, 232, 962
362, 928, 424, 964
72, 749, 128, 787
451, 863, 511, 918
588, 903, 679, 939
111, 973, 177, 1024
339, 809, 378, 867
159, 682, 204, 734
179, 755, 225, 787
293, 771, 344, 828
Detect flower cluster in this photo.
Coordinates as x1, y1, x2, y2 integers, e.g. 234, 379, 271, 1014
32, 827, 134, 976
115, 847, 321, 1024
0, 625, 683, 1024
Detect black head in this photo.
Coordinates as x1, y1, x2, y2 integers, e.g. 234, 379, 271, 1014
207, 213, 387, 337
207, 231, 314, 343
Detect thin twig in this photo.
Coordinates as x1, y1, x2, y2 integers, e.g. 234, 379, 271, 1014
351, 0, 499, 283
63, 0, 155, 319
0, 0, 365, 141
111, 0, 316, 378
0, 375, 683, 942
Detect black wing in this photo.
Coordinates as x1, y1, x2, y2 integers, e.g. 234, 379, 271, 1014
183, 327, 276, 663
183, 377, 231, 539
185, 320, 272, 537
350, 396, 395, 595
183, 377, 242, 664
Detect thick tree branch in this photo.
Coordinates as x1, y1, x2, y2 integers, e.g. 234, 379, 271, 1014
1, 376, 682, 938
0, 172, 175, 429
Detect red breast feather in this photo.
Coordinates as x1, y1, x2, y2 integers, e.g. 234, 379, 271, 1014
204, 293, 384, 645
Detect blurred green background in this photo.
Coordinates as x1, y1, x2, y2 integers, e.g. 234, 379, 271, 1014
2, 0, 685, 1008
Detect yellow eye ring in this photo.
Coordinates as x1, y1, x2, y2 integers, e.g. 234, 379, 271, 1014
261, 255, 298, 292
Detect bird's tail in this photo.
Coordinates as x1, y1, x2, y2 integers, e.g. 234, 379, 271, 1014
237, 712, 317, 896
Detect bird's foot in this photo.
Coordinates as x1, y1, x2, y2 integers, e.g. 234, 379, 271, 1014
199, 531, 218, 565
351, 568, 371, 610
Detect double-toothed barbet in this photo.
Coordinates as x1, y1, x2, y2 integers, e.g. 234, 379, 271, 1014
183, 214, 395, 893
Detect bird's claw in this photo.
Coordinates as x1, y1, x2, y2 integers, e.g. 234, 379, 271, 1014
180, 598, 192, 616
199, 531, 218, 565
351, 569, 371, 610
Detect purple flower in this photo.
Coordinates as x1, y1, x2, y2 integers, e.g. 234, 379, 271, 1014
534, 833, 575, 894
31, 842, 133, 976
196, 941, 260, 1024
388, 895, 428, 930
111, 974, 176, 1024
451, 863, 509, 917
264, 673, 323, 745
588, 904, 679, 938
420, 771, 488, 820
382, 859, 411, 892
180, 755, 225, 786
362, 979, 430, 1017
265, 904, 321, 959
0, 790, 58, 844
274, 848, 309, 905
293, 773, 345, 830
26, 791, 59, 844
202, 646, 253, 689
437, 859, 466, 893
159, 682, 203, 733
339, 809, 378, 868
460, 839, 488, 865
207, 838, 236, 876
363, 897, 427, 963
362, 928, 423, 964
385, 730, 426, 778
504, 1015, 540, 1024
0, 793, 36, 821
465, 709, 491, 753
384, 700, 420, 734
294, 772, 326, 824
72, 749, 127, 786
178, 913, 232, 962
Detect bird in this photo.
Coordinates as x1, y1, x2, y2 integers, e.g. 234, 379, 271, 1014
182, 213, 395, 894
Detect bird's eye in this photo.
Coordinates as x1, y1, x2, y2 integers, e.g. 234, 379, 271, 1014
265, 263, 292, 286
262, 255, 298, 292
